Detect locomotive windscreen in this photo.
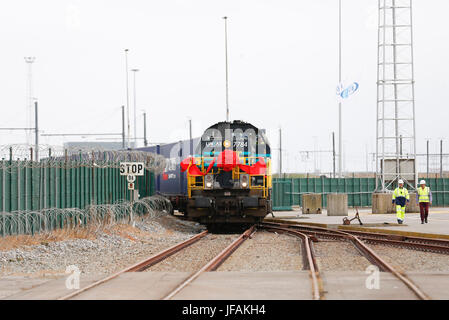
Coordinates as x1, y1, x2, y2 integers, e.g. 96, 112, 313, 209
196, 121, 270, 157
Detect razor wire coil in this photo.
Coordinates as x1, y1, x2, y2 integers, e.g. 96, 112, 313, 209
0, 195, 173, 237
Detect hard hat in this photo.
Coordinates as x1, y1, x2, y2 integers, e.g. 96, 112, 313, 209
398, 179, 404, 184
420, 180, 426, 185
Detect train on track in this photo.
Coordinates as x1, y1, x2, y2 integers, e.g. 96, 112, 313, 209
140, 120, 273, 226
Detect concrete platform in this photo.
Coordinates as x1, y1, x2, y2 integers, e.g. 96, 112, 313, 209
2, 270, 448, 300
405, 272, 449, 299
268, 207, 449, 239
0, 276, 51, 299
1, 274, 104, 300
173, 271, 312, 300
71, 272, 191, 300
322, 272, 416, 300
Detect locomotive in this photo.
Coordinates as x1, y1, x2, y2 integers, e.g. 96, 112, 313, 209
140, 120, 272, 225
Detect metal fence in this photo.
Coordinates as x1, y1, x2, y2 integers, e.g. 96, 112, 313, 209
273, 177, 449, 211
0, 145, 167, 236
0, 146, 166, 213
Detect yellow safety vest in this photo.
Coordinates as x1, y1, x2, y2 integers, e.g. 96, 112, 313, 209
418, 187, 430, 203
392, 187, 409, 200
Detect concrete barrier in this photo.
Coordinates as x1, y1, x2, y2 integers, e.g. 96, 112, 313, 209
327, 194, 348, 216
302, 194, 322, 214
407, 193, 420, 213
372, 192, 420, 214
372, 193, 395, 214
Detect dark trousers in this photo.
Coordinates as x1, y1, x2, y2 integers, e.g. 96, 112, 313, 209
419, 202, 429, 222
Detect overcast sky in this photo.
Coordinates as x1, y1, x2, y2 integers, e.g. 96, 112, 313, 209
0, 0, 448, 173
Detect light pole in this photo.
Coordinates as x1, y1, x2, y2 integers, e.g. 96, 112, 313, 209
142, 110, 148, 147
338, 0, 343, 177
34, 101, 39, 161
124, 49, 130, 148
223, 16, 229, 122
25, 56, 36, 145
188, 118, 193, 156
122, 105, 125, 149
131, 68, 139, 148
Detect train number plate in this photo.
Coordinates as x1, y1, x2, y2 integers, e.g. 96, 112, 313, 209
224, 191, 231, 196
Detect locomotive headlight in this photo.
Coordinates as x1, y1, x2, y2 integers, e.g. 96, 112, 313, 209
240, 174, 249, 188
205, 174, 214, 189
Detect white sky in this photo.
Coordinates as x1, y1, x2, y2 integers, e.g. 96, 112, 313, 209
0, 0, 448, 173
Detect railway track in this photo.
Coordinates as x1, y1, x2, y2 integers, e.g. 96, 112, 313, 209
260, 224, 323, 300
263, 222, 449, 254
58, 221, 442, 300
58, 227, 255, 300
162, 226, 256, 299
261, 222, 432, 300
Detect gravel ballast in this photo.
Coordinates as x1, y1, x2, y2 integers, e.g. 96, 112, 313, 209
217, 231, 303, 271
367, 244, 449, 272
146, 234, 238, 272
0, 215, 204, 278
313, 240, 372, 271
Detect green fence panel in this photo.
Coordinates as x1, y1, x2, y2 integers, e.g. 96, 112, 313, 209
60, 166, 65, 209
85, 166, 91, 206
10, 163, 18, 211
31, 166, 40, 210
273, 177, 449, 209
70, 167, 75, 208
65, 166, 71, 208
18, 164, 26, 211
274, 177, 380, 209
0, 156, 154, 218
26, 166, 32, 211
273, 179, 293, 211
49, 165, 55, 208
44, 165, 49, 208
80, 166, 85, 208
0, 162, 3, 212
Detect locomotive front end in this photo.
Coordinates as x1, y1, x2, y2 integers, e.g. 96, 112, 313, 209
181, 121, 272, 224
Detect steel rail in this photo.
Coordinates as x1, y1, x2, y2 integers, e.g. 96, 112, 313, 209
339, 229, 449, 247
264, 222, 431, 300
58, 230, 209, 300
264, 221, 449, 251
290, 228, 449, 254
163, 225, 256, 300
260, 224, 322, 300
348, 235, 430, 300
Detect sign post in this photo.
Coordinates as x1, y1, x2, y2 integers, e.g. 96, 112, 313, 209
120, 162, 145, 223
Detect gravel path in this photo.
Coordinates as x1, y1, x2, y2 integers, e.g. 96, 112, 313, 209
217, 231, 303, 271
0, 215, 204, 278
368, 244, 449, 272
146, 234, 237, 272
313, 240, 371, 271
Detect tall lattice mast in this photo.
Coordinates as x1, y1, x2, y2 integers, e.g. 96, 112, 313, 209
376, 0, 417, 191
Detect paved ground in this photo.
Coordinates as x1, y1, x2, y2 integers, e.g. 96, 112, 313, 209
0, 274, 103, 300
269, 207, 449, 238
2, 271, 448, 300
2, 207, 448, 300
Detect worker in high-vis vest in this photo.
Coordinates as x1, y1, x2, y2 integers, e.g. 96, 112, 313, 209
416, 180, 432, 224
392, 179, 409, 224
